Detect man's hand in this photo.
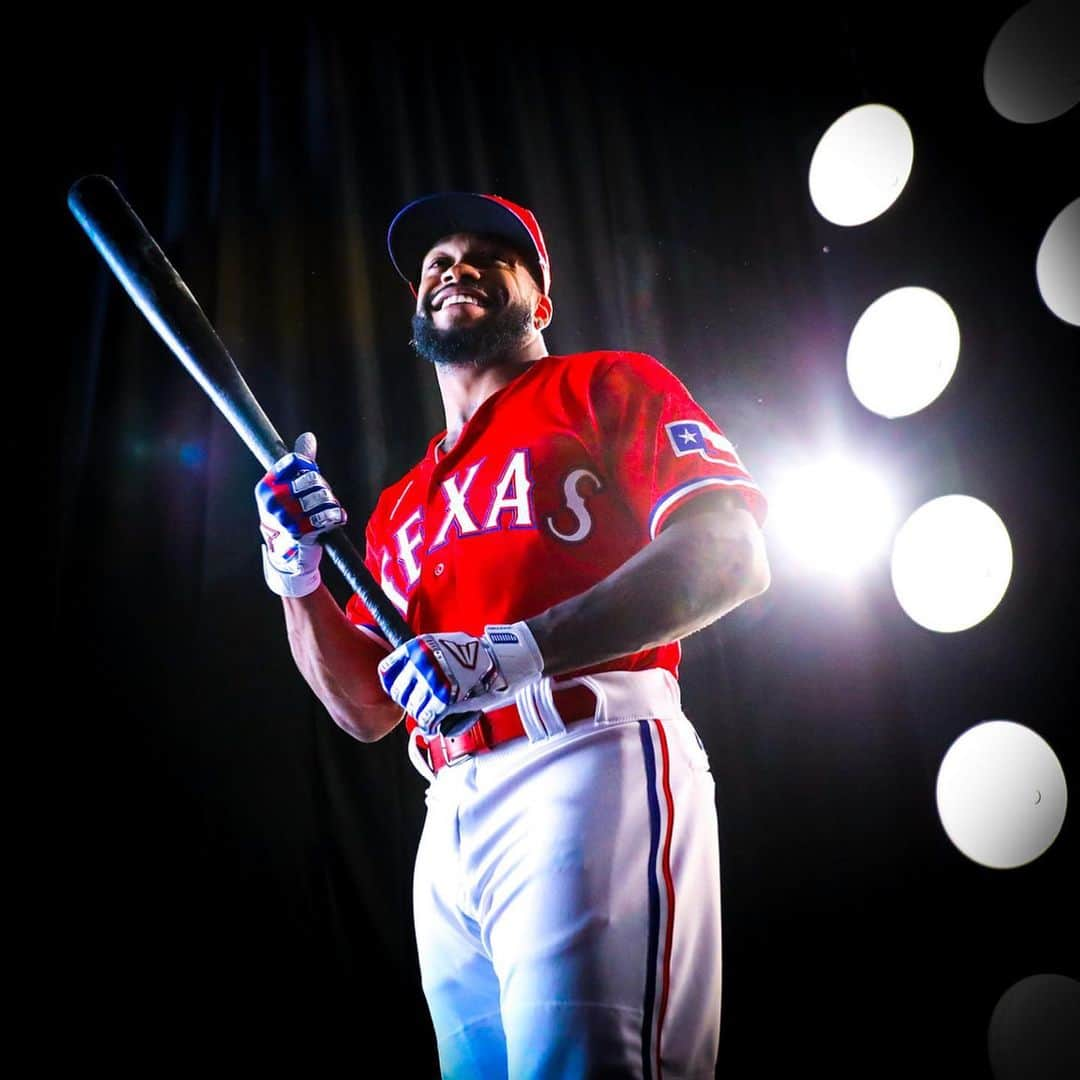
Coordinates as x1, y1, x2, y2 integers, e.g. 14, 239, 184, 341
255, 432, 347, 598
377, 622, 545, 735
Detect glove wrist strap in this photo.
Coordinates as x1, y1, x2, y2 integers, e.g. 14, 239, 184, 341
262, 545, 322, 598
483, 620, 545, 688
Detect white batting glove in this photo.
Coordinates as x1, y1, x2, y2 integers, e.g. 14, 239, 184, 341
255, 432, 347, 598
376, 621, 545, 736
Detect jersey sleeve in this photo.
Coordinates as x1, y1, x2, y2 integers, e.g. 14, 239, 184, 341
592, 352, 767, 538
343, 516, 394, 653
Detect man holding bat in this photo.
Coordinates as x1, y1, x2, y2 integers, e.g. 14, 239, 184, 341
255, 192, 770, 1079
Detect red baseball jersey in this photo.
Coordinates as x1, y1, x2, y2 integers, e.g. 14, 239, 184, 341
346, 350, 767, 682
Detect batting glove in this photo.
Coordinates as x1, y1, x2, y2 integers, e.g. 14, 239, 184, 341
255, 432, 347, 598
376, 621, 545, 736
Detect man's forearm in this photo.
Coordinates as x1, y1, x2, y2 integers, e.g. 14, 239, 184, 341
281, 584, 402, 741
527, 505, 770, 678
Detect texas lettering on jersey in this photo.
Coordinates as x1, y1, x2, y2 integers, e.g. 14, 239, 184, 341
347, 351, 767, 683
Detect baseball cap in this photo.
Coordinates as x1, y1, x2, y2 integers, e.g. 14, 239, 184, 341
387, 192, 551, 299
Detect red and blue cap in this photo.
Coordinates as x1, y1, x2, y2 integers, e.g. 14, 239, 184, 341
387, 192, 551, 299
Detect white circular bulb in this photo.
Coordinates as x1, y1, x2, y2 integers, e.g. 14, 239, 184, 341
984, 0, 1080, 124
891, 495, 1012, 633
988, 974, 1080, 1079
809, 104, 914, 227
847, 287, 960, 418
1036, 197, 1080, 326
936, 721, 1067, 869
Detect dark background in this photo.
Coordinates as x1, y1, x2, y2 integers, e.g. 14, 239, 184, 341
43, 9, 1076, 1077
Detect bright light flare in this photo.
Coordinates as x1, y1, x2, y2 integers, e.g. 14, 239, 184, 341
847, 287, 960, 418
766, 454, 899, 579
891, 495, 1012, 632
809, 103, 914, 226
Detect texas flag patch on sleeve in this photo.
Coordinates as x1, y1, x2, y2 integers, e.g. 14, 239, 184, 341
665, 420, 748, 470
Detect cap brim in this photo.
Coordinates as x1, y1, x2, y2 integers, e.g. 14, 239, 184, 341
387, 192, 544, 292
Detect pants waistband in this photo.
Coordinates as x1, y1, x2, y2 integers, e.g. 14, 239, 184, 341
409, 668, 684, 781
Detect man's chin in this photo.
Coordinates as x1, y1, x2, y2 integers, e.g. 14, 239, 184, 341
410, 305, 532, 369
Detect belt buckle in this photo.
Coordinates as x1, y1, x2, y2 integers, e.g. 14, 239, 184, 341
439, 739, 471, 768
436, 714, 487, 768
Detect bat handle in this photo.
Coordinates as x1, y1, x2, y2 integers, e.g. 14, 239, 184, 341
318, 528, 483, 740
319, 528, 410, 646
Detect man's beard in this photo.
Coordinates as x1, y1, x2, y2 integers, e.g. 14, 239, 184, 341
410, 298, 534, 369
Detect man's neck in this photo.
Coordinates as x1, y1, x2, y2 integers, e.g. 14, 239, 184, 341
436, 339, 549, 454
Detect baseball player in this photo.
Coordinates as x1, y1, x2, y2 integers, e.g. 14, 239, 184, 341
255, 192, 770, 1078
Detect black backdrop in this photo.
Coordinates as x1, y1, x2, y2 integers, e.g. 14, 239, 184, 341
45, 9, 1076, 1077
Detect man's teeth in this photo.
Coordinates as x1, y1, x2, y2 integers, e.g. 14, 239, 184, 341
442, 295, 482, 307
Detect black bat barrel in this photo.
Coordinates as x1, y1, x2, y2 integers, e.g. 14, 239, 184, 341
68, 174, 287, 468
65, 174, 427, 660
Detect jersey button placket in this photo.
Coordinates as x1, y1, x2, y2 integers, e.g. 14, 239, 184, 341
420, 488, 450, 592
426, 456, 462, 588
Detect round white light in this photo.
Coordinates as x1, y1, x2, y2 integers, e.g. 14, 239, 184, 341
984, 0, 1080, 124
988, 974, 1080, 1079
765, 454, 898, 579
847, 287, 960, 418
891, 495, 1012, 632
936, 721, 1067, 869
809, 104, 914, 227
1036, 197, 1080, 326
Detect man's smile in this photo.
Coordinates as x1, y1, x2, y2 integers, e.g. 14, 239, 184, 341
433, 286, 491, 310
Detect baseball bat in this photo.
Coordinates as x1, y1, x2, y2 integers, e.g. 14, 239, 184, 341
67, 174, 481, 737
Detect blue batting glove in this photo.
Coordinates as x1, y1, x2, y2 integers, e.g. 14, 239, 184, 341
377, 623, 545, 736
255, 432, 347, 597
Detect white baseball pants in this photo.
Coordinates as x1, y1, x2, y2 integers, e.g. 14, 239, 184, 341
409, 669, 723, 1079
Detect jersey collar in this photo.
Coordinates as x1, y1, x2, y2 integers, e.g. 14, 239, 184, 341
426, 355, 556, 467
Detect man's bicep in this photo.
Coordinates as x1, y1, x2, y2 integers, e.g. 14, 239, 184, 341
662, 488, 760, 536
662, 488, 771, 592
